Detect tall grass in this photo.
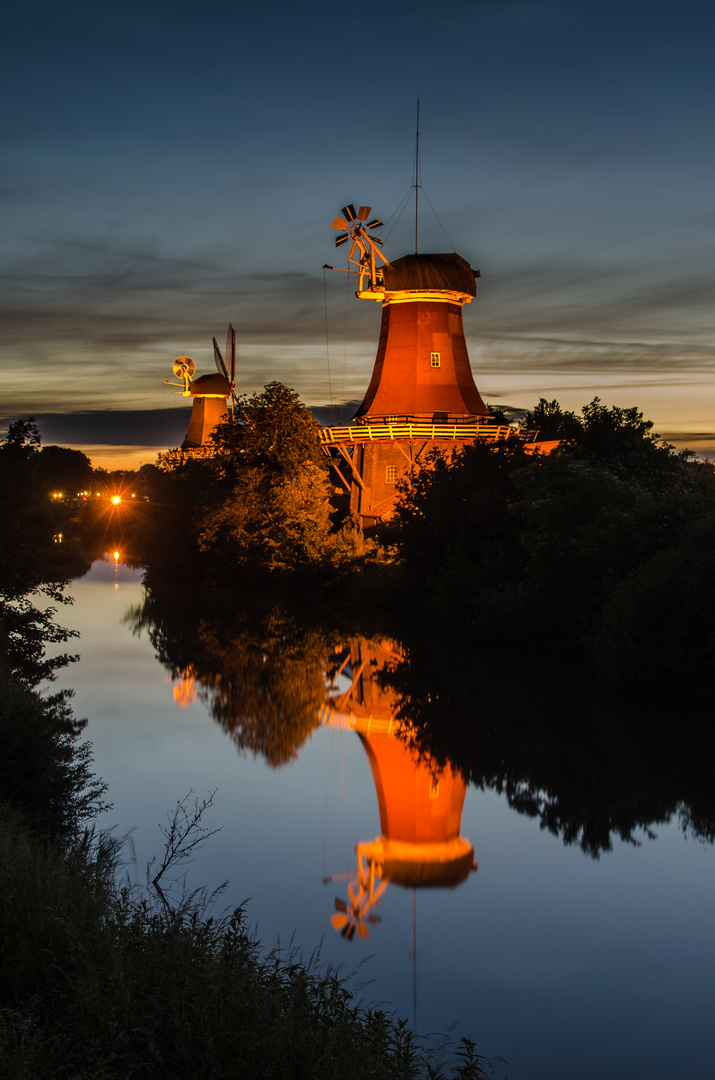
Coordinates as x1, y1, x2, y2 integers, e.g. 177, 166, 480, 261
0, 801, 499, 1079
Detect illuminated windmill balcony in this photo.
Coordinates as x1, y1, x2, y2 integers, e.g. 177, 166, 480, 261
320, 417, 517, 449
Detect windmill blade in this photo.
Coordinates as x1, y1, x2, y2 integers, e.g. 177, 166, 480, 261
331, 913, 349, 932
331, 216, 350, 230
357, 205, 372, 220
213, 336, 224, 369
334, 898, 348, 912
357, 924, 370, 939
335, 233, 350, 247
341, 204, 357, 222
212, 336, 230, 382
366, 219, 383, 229
225, 323, 236, 383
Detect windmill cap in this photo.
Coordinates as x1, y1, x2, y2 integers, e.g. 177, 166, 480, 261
189, 373, 231, 397
383, 252, 478, 296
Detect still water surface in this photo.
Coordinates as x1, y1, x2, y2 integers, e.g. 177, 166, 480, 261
51, 557, 715, 1079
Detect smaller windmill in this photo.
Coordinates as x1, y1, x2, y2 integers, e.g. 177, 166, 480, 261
165, 324, 240, 451
171, 355, 196, 392
331, 205, 391, 292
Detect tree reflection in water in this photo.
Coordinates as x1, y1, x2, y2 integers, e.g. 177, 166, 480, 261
126, 592, 330, 767
125, 585, 715, 857
380, 639, 715, 857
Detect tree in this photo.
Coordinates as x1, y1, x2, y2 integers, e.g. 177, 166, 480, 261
390, 438, 530, 615
390, 397, 713, 652
37, 445, 93, 497
589, 510, 715, 699
197, 384, 333, 575
519, 398, 582, 441
0, 418, 86, 598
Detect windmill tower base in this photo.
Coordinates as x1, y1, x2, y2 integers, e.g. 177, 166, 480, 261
182, 395, 229, 451
322, 420, 513, 524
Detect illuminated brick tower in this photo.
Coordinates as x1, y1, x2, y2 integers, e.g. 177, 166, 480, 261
181, 372, 230, 450
322, 206, 513, 524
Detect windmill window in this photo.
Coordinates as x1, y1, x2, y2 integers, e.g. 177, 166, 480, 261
430, 352, 441, 368
385, 465, 398, 483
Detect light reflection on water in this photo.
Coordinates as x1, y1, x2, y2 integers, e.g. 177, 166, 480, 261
50, 557, 715, 1080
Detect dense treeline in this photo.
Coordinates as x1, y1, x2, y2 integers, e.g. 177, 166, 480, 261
389, 398, 715, 701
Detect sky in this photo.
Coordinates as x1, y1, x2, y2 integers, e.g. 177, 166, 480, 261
2, 0, 714, 467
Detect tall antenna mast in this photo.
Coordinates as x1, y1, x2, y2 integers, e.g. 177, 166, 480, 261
413, 99, 421, 253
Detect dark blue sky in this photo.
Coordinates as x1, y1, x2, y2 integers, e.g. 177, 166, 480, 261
3, 0, 714, 462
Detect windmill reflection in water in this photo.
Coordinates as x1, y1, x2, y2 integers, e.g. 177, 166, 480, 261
320, 638, 477, 994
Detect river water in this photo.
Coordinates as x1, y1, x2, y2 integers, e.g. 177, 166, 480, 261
50, 555, 715, 1079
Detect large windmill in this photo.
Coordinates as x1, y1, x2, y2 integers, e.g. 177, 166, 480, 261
321, 204, 517, 523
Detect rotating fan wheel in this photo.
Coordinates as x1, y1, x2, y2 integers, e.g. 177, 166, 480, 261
173, 356, 196, 381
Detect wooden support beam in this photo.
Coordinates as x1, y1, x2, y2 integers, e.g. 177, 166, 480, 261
329, 454, 352, 494
395, 441, 414, 466
335, 443, 367, 492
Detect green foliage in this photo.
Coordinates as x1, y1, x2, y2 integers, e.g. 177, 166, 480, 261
0, 668, 108, 848
36, 444, 93, 497
198, 457, 333, 573
198, 383, 333, 574
519, 397, 583, 441
211, 381, 327, 475
390, 398, 715, 696
0, 418, 59, 598
0, 800, 498, 1080
145, 384, 341, 580
589, 510, 715, 698
391, 439, 529, 594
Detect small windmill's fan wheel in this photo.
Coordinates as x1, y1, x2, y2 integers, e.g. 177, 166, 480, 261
173, 356, 196, 381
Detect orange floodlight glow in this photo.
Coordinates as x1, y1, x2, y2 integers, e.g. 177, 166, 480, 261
111, 495, 121, 505
113, 550, 119, 562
